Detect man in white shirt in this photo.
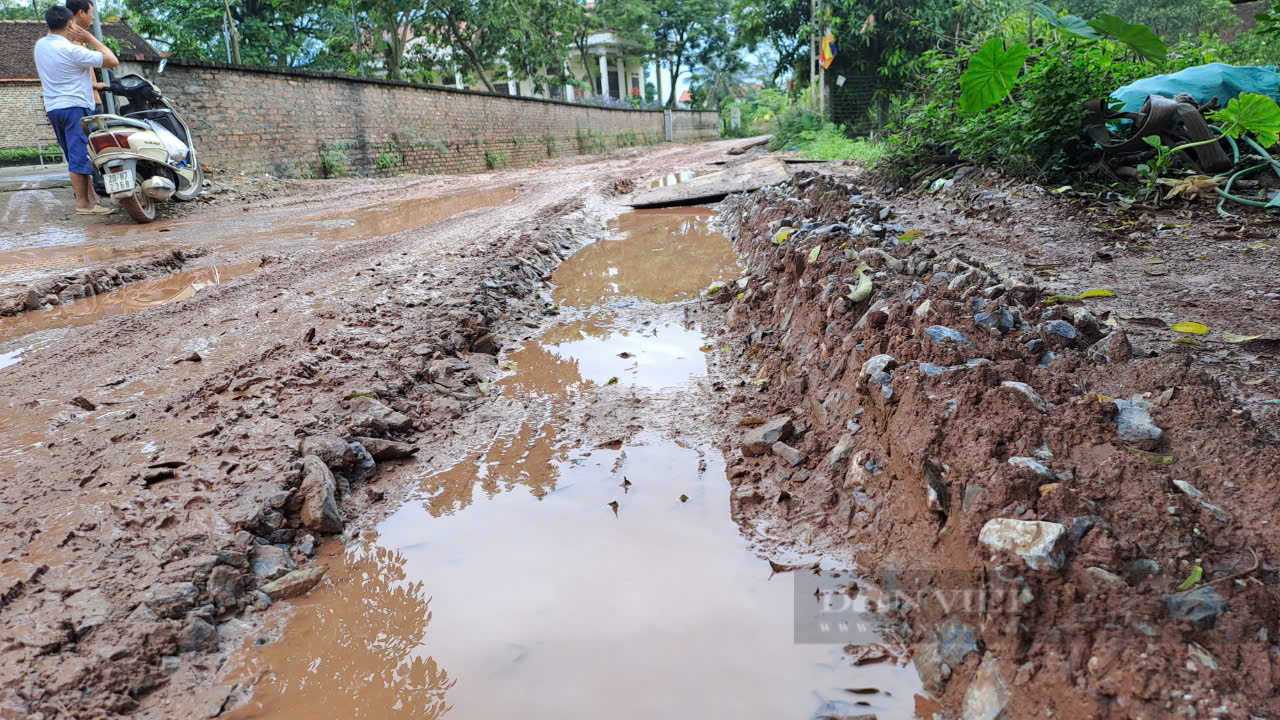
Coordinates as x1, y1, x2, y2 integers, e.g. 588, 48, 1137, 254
34, 4, 119, 215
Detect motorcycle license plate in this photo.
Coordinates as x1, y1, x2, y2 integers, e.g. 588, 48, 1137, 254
104, 168, 135, 195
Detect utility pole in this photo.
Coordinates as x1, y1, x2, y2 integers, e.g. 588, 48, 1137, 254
818, 0, 825, 120
90, 9, 115, 113
809, 0, 817, 112
222, 0, 241, 64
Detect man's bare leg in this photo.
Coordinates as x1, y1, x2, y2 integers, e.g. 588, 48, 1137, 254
70, 171, 95, 211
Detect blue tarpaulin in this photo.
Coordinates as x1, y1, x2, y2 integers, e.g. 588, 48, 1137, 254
1111, 62, 1280, 113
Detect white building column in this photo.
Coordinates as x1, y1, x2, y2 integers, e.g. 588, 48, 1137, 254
598, 53, 609, 97
454, 68, 463, 90
506, 62, 515, 95
616, 56, 626, 99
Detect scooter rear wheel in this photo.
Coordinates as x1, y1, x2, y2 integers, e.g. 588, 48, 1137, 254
118, 192, 156, 223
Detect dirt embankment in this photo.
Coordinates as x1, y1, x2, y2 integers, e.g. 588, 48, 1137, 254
709, 170, 1280, 718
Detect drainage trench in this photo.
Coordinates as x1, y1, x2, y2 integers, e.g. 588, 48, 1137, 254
221, 207, 926, 718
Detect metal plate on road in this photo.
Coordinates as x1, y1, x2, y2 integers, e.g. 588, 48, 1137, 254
105, 168, 134, 195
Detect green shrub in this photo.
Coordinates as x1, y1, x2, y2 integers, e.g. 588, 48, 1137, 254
315, 142, 349, 178
544, 133, 558, 156
484, 147, 509, 169
0, 146, 62, 163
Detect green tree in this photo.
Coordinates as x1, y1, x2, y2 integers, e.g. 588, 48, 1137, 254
1054, 0, 1237, 41
126, 0, 348, 66
645, 0, 731, 108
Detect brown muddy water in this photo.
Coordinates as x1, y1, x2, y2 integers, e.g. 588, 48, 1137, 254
0, 261, 260, 371
0, 186, 517, 285
222, 207, 927, 718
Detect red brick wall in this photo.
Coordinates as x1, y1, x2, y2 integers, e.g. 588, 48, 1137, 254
157, 61, 720, 178
0, 82, 51, 149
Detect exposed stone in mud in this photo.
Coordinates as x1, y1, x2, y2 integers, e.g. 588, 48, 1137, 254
298, 455, 344, 533
249, 544, 295, 580
142, 583, 199, 619
355, 436, 418, 461
298, 434, 359, 471
1166, 585, 1228, 630
1113, 394, 1163, 450
344, 395, 414, 435
741, 415, 793, 457
978, 519, 1068, 571
261, 566, 327, 601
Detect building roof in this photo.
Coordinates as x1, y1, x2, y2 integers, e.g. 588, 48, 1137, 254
0, 20, 161, 80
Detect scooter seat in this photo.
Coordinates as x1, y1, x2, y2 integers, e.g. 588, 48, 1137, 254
80, 114, 153, 134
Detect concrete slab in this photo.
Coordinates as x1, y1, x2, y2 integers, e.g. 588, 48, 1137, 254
626, 157, 791, 208
1, 163, 71, 193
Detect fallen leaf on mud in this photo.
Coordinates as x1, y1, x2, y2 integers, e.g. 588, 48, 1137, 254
846, 262, 873, 302
679, 494, 689, 503
737, 417, 767, 427
1177, 565, 1204, 591
608, 501, 619, 517
1242, 378, 1266, 386
807, 245, 822, 263
899, 229, 922, 243
774, 227, 795, 244
1126, 447, 1177, 464
1172, 322, 1211, 335
1147, 257, 1165, 264
1157, 175, 1221, 200
1053, 185, 1072, 193
303, 327, 316, 344
345, 392, 374, 399
606, 377, 619, 385
749, 378, 769, 386
1044, 288, 1116, 304
1172, 337, 1201, 346
1264, 399, 1280, 406
1038, 483, 1061, 496
1223, 332, 1264, 343
699, 345, 713, 352
1096, 394, 1114, 404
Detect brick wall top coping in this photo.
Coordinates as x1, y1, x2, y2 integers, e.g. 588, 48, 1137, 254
165, 58, 716, 116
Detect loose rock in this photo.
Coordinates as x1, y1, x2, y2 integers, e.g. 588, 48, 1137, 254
742, 416, 793, 457
298, 455, 344, 533
1001, 381, 1049, 414
978, 519, 1068, 570
261, 566, 328, 601
1166, 585, 1228, 630
1114, 395, 1162, 450
772, 442, 808, 467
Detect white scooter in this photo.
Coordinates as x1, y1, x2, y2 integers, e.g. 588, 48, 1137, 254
81, 62, 203, 222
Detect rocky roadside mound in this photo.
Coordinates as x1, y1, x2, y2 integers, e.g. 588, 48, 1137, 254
710, 170, 1280, 718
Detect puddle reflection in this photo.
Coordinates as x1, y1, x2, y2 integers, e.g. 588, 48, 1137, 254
551, 208, 739, 307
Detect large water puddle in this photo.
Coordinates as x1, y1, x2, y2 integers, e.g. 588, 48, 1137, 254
0, 261, 259, 368
223, 207, 927, 718
0, 186, 518, 284
552, 208, 739, 306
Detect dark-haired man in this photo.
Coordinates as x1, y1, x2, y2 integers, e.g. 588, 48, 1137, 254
67, 0, 108, 113
34, 4, 119, 215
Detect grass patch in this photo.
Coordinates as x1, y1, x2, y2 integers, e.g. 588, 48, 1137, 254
796, 124, 887, 164
0, 146, 63, 164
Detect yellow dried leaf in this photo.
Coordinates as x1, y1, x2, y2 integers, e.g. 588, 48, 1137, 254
774, 227, 794, 244
1173, 337, 1201, 346
1223, 333, 1264, 343
737, 417, 767, 427
698, 344, 712, 352
1096, 394, 1114, 404
1242, 378, 1265, 386
1171, 322, 1210, 335
1078, 288, 1116, 299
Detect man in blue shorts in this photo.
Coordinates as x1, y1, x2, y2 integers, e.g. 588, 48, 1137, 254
34, 4, 119, 215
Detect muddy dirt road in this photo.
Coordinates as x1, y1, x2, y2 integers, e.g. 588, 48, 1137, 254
4, 139, 1278, 720
1, 141, 928, 719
